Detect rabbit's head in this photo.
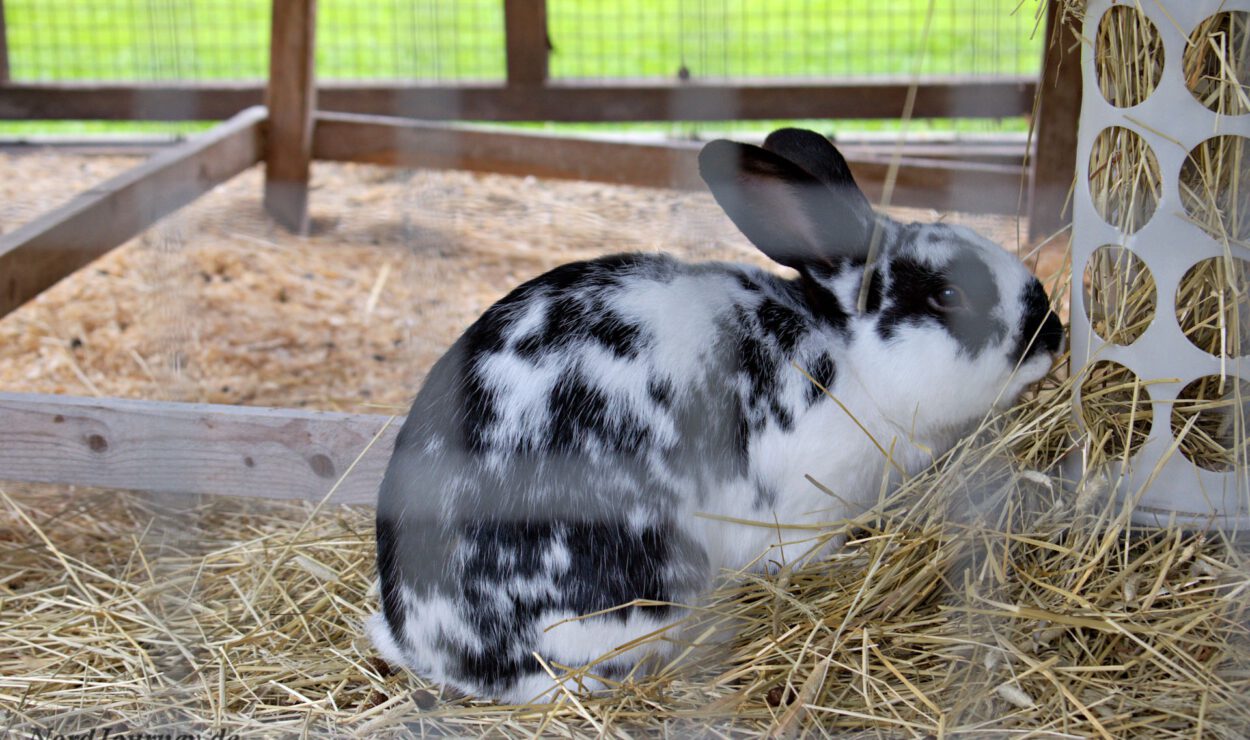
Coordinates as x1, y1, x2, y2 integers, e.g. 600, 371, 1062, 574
700, 128, 1062, 442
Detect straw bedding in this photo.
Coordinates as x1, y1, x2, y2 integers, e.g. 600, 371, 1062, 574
1, 144, 1248, 738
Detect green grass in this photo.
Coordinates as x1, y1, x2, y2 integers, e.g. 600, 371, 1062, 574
0, 0, 1043, 136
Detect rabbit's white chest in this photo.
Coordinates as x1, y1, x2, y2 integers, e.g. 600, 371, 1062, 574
691, 379, 935, 574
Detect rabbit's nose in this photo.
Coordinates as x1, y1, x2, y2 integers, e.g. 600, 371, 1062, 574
1039, 311, 1065, 355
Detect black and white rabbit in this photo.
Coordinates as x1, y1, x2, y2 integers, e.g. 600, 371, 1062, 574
368, 128, 1063, 703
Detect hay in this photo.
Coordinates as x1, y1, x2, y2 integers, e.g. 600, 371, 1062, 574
4, 353, 1250, 737
1087, 125, 1160, 235
1171, 375, 1250, 472
1184, 10, 1250, 116
1094, 4, 1164, 108
1084, 246, 1156, 346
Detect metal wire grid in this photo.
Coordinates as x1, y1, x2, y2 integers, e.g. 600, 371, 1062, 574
6, 0, 270, 81
316, 0, 503, 81
546, 0, 1044, 81
4, 0, 504, 83
5, 0, 1040, 84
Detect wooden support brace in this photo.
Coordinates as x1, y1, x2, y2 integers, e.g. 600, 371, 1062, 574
0, 106, 267, 319
504, 0, 549, 86
312, 112, 1027, 215
1028, 0, 1083, 243
0, 78, 1038, 123
0, 392, 396, 505
264, 0, 317, 234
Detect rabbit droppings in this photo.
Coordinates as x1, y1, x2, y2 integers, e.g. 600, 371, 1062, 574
368, 129, 1063, 703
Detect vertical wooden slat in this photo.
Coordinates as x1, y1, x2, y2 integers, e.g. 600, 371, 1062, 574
504, 0, 548, 86
264, 0, 317, 234
0, 0, 11, 84
1027, 0, 1083, 243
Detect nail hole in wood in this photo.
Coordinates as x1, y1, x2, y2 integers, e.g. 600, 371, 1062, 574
309, 453, 335, 479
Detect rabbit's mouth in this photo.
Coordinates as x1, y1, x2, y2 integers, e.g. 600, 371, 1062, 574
995, 349, 1061, 410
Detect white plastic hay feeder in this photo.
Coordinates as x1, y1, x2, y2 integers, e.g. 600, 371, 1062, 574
1070, 0, 1250, 528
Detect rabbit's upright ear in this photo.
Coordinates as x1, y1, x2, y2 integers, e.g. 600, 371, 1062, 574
698, 139, 873, 271
763, 128, 873, 218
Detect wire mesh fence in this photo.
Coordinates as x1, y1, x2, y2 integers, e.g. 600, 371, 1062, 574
3, 0, 1041, 83
547, 0, 1041, 81
0, 0, 1044, 137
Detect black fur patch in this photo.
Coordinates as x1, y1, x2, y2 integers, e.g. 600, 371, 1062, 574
756, 299, 807, 353
804, 353, 837, 405
798, 268, 848, 330
588, 314, 643, 359
877, 254, 1005, 357
444, 519, 707, 693
549, 372, 649, 452
1011, 279, 1063, 363
648, 377, 673, 408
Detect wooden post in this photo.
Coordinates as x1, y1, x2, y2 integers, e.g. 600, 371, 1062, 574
0, 0, 11, 84
264, 0, 317, 234
1027, 0, 1083, 243
504, 0, 548, 86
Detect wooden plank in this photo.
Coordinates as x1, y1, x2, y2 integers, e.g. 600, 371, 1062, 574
0, 106, 266, 318
0, 83, 263, 120
504, 0, 548, 86
0, 0, 10, 85
0, 392, 397, 505
313, 111, 706, 189
264, 0, 317, 234
0, 77, 1037, 122
312, 112, 1026, 214
1027, 0, 1083, 242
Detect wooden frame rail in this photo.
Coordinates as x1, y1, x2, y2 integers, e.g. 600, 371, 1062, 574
0, 106, 266, 317
0, 393, 395, 505
313, 112, 1028, 215
0, 78, 1038, 123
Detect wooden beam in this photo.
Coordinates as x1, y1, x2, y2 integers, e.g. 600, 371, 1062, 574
0, 392, 396, 505
1027, 0, 1082, 242
0, 83, 262, 120
0, 106, 266, 318
312, 112, 1026, 214
264, 0, 317, 234
504, 0, 548, 86
313, 111, 705, 189
0, 0, 10, 85
0, 77, 1037, 122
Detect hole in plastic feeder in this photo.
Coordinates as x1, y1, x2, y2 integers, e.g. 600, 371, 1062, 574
1180, 135, 1250, 245
1089, 126, 1161, 235
1080, 360, 1155, 460
1084, 246, 1157, 346
1185, 11, 1250, 116
1096, 5, 1165, 108
1172, 375, 1250, 472
1175, 256, 1250, 358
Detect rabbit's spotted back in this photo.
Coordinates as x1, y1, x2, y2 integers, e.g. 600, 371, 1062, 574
369, 129, 1063, 703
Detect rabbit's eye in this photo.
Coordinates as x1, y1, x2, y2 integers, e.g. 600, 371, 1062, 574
929, 284, 969, 312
